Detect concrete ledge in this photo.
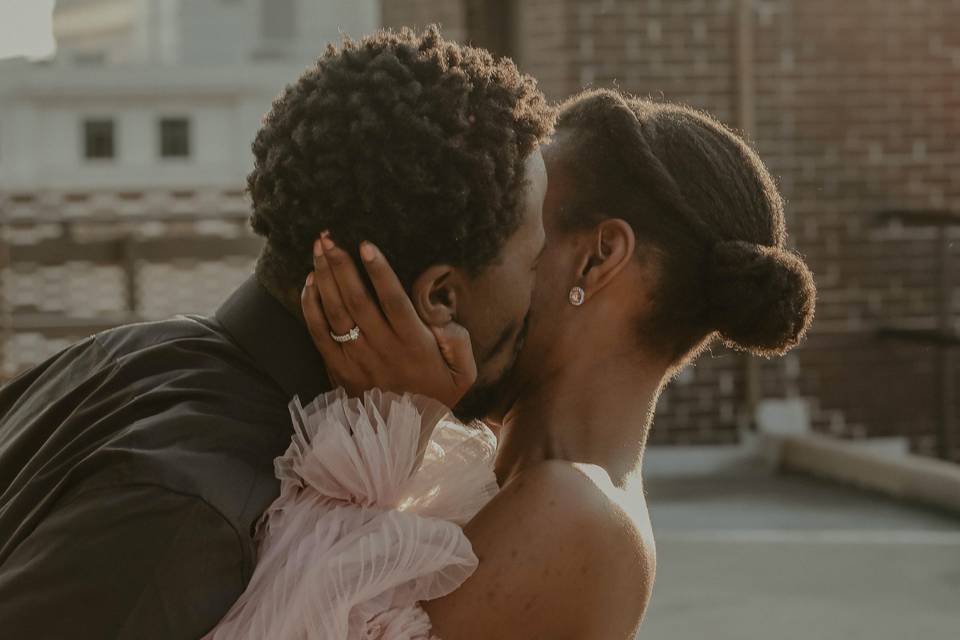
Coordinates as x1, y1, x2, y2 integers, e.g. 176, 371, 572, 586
764, 432, 960, 514
643, 443, 761, 478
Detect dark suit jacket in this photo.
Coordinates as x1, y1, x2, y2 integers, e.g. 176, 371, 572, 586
0, 276, 330, 638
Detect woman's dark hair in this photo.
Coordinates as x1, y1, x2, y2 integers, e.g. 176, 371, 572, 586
247, 26, 554, 291
554, 89, 815, 361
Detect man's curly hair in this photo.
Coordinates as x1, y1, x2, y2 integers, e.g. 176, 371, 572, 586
248, 26, 554, 291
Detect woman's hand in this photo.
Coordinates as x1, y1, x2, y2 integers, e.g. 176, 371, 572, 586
301, 234, 477, 409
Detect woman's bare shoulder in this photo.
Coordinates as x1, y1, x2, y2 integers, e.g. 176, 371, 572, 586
423, 459, 655, 640
515, 459, 655, 543
519, 460, 657, 628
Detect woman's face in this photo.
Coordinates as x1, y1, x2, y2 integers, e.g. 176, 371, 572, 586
450, 149, 548, 420
487, 147, 587, 411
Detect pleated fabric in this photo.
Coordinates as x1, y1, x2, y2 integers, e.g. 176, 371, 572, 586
204, 389, 499, 640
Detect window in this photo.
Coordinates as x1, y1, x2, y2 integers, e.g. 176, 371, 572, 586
83, 119, 115, 159
159, 117, 190, 158
260, 0, 296, 40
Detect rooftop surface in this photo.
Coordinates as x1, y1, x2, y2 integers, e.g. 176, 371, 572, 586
640, 446, 960, 640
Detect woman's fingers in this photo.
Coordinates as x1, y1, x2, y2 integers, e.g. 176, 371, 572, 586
430, 322, 478, 396
312, 237, 358, 336
305, 235, 477, 406
317, 234, 393, 346
301, 273, 340, 363
359, 242, 422, 335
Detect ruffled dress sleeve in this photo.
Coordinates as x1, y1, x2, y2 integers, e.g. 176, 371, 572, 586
203, 388, 499, 640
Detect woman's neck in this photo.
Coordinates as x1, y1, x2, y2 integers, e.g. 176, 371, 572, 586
494, 342, 667, 490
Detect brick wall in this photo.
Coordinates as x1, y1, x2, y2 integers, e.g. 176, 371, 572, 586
388, 1, 960, 455
751, 0, 960, 459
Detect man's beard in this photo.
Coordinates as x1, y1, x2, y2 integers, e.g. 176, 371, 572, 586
451, 313, 531, 422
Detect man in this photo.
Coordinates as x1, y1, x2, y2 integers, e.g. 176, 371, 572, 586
0, 27, 552, 638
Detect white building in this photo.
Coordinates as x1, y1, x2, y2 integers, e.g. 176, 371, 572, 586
0, 0, 380, 377
54, 0, 380, 67
1, 0, 380, 198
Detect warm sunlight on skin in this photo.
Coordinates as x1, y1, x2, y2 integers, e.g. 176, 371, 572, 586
573, 462, 655, 539
0, 0, 56, 60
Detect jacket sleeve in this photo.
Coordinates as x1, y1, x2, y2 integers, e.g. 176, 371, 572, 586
0, 483, 247, 640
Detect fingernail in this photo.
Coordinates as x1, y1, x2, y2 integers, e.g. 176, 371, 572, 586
359, 241, 378, 263
320, 234, 335, 252
306, 272, 314, 286
314, 239, 323, 257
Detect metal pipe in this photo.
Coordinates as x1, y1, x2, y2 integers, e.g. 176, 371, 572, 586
936, 227, 956, 460
736, 0, 761, 428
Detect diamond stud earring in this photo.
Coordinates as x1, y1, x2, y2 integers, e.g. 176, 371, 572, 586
568, 286, 585, 306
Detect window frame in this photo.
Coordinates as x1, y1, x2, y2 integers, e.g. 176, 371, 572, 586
82, 117, 116, 161
158, 116, 192, 160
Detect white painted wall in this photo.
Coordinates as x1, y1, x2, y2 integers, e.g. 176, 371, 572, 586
0, 0, 382, 193
58, 0, 381, 67
173, 0, 379, 66
0, 64, 298, 191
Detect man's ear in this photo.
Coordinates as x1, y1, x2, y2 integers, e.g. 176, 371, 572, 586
577, 218, 636, 300
411, 264, 460, 327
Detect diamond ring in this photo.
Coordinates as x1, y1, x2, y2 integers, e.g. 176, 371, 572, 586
330, 325, 361, 343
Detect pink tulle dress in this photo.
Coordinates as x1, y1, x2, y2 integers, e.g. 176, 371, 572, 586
204, 389, 499, 640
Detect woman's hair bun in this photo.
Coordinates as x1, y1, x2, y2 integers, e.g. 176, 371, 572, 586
704, 240, 816, 356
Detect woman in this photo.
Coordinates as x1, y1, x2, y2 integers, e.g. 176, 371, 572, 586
207, 89, 815, 639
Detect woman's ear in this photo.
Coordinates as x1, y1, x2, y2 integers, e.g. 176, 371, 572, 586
411, 264, 460, 327
578, 218, 636, 300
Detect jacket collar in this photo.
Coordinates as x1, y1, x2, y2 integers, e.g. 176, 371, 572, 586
215, 275, 329, 402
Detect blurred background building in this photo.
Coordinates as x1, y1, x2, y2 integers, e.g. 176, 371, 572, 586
1, 0, 958, 462
0, 0, 377, 374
